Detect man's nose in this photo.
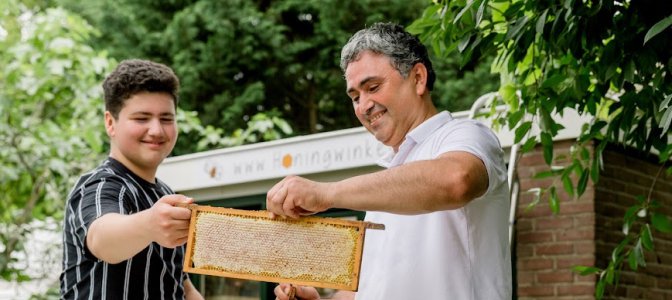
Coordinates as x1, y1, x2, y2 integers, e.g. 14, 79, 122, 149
356, 95, 374, 116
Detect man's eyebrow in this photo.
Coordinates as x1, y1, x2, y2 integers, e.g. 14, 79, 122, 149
346, 76, 377, 95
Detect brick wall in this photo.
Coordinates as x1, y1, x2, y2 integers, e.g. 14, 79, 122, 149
514, 141, 672, 299
595, 146, 672, 299
516, 140, 596, 299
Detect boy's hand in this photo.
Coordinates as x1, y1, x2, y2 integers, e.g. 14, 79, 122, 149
146, 194, 193, 248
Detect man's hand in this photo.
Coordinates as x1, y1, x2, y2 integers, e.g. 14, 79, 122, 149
274, 284, 320, 300
266, 175, 332, 219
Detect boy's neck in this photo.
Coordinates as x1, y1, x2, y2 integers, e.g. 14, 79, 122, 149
108, 154, 157, 184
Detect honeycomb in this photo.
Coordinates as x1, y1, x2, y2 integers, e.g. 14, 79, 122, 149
182, 205, 383, 291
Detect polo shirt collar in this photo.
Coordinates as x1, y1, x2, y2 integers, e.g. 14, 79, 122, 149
378, 111, 453, 167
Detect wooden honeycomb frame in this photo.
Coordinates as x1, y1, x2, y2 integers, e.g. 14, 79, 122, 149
181, 204, 383, 291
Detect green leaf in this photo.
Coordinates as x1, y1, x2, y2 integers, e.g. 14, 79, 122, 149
507, 110, 525, 130
595, 276, 606, 299
521, 136, 538, 152
573, 265, 601, 275
577, 169, 589, 196
660, 105, 672, 137
525, 187, 542, 211
549, 186, 560, 214
454, 0, 478, 24
641, 224, 654, 251
541, 132, 553, 164
541, 73, 566, 89
514, 121, 532, 143
623, 205, 639, 235
458, 34, 471, 53
605, 262, 615, 284
661, 93, 672, 110
628, 248, 638, 270
644, 15, 672, 45
499, 84, 518, 109
651, 212, 672, 233
581, 147, 590, 161
535, 9, 548, 36
591, 150, 601, 183
562, 174, 574, 197
634, 239, 646, 267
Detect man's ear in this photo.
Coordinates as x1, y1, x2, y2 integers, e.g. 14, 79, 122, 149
412, 63, 428, 96
104, 111, 115, 137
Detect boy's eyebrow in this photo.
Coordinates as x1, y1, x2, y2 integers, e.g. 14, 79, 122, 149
346, 76, 377, 95
129, 111, 176, 116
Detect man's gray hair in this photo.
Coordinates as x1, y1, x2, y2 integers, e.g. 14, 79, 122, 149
340, 22, 436, 91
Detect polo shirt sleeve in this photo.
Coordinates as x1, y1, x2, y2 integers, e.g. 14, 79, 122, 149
70, 176, 131, 260
435, 119, 508, 195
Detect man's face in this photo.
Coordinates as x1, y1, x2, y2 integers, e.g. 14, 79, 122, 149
105, 91, 177, 178
345, 51, 422, 150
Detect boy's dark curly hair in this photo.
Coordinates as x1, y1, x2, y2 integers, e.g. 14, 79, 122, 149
103, 59, 180, 118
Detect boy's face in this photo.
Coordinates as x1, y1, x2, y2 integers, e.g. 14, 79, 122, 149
105, 91, 177, 180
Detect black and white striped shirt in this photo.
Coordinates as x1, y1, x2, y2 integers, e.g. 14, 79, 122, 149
60, 157, 187, 300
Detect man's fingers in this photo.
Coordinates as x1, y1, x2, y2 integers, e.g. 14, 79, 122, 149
279, 187, 300, 219
274, 283, 289, 299
268, 185, 289, 217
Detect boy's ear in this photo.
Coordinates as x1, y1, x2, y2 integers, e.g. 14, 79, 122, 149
104, 111, 115, 137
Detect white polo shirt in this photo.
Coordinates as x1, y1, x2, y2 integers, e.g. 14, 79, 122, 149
355, 111, 512, 300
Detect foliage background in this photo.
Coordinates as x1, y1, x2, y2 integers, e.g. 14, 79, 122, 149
0, 1, 112, 297
56, 0, 499, 155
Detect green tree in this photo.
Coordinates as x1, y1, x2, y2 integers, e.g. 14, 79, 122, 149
0, 0, 113, 281
409, 0, 671, 298
57, 0, 498, 155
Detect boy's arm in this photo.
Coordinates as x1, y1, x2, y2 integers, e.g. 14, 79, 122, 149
328, 291, 355, 300
184, 278, 204, 300
86, 194, 193, 264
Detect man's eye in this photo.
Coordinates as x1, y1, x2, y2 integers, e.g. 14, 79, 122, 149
352, 96, 359, 104
369, 85, 379, 92
161, 118, 175, 123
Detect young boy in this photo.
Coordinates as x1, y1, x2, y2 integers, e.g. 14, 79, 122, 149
60, 59, 203, 299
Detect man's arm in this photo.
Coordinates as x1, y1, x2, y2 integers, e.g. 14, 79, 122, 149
330, 151, 488, 214
267, 151, 488, 217
86, 194, 192, 264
